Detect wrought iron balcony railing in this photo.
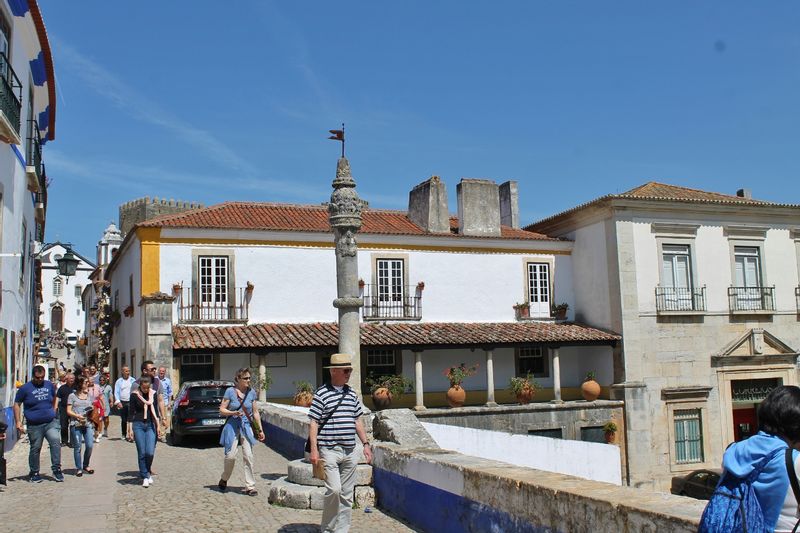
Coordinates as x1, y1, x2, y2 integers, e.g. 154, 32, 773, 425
655, 286, 706, 312
176, 286, 249, 323
361, 284, 422, 320
0, 51, 22, 135
27, 119, 42, 178
728, 286, 775, 313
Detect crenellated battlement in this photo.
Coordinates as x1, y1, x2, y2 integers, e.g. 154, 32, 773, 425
118, 196, 204, 236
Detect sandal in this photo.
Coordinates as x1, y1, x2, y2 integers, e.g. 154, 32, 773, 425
218, 479, 227, 492
76, 470, 83, 477
244, 488, 258, 496
84, 468, 95, 475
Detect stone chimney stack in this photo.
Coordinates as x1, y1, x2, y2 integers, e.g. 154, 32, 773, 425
408, 176, 450, 233
457, 179, 501, 237
499, 181, 519, 229
736, 188, 752, 199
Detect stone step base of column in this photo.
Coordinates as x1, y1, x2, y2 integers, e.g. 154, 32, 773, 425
268, 477, 375, 510
287, 459, 373, 487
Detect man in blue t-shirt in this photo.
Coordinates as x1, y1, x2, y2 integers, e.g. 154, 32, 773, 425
14, 365, 64, 482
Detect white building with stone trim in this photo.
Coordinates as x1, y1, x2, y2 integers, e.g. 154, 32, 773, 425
106, 169, 619, 438
39, 242, 94, 336
528, 182, 800, 491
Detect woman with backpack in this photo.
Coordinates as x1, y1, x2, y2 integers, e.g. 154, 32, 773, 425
700, 385, 800, 532
217, 368, 265, 495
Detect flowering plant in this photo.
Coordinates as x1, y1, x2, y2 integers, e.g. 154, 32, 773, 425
443, 362, 479, 387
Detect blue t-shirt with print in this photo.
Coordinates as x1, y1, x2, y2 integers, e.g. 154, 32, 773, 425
14, 380, 56, 424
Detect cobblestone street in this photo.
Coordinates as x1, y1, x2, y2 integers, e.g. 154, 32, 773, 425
1, 424, 417, 533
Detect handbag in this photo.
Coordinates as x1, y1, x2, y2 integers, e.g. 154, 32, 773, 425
304, 386, 347, 453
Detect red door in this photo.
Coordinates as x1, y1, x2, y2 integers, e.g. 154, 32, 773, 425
733, 407, 757, 441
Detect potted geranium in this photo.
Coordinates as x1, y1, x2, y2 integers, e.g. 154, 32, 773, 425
513, 302, 530, 320
581, 371, 601, 402
443, 362, 479, 408
293, 381, 314, 407
603, 421, 618, 443
365, 374, 413, 410
552, 302, 569, 320
508, 374, 538, 404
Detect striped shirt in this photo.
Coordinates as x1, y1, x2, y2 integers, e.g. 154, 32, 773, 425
308, 384, 363, 448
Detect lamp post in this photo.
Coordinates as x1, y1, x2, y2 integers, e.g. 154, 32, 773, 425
0, 242, 80, 279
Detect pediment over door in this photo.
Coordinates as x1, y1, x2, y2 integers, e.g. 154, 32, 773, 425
712, 328, 798, 367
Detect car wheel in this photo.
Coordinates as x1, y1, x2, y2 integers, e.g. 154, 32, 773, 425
170, 429, 183, 446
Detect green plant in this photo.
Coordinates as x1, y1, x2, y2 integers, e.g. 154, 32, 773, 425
508, 374, 538, 395
603, 421, 618, 433
585, 371, 596, 382
294, 380, 314, 394
443, 362, 479, 387
513, 301, 530, 310
552, 302, 569, 312
248, 367, 272, 394
365, 374, 413, 397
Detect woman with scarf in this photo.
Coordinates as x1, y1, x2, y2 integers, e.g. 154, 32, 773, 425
129, 375, 161, 487
218, 368, 265, 495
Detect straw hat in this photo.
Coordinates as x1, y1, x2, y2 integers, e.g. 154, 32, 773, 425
324, 353, 354, 369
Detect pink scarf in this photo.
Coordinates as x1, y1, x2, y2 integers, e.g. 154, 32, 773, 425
133, 389, 159, 422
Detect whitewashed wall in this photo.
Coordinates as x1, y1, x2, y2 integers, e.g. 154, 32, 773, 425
158, 240, 575, 324
111, 235, 143, 373
218, 351, 317, 397
567, 220, 614, 330
421, 422, 621, 485
39, 245, 93, 334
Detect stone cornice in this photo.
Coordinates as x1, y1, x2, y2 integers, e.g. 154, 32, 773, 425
723, 225, 769, 240
651, 222, 700, 237
661, 386, 712, 401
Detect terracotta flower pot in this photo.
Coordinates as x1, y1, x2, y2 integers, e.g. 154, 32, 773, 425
294, 391, 313, 407
604, 431, 616, 444
516, 385, 535, 405
446, 385, 466, 408
371, 387, 393, 411
581, 379, 601, 402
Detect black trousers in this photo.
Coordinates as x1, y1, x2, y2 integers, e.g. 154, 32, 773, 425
120, 401, 130, 437
59, 408, 69, 445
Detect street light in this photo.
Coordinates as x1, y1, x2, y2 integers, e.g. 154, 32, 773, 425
0, 242, 81, 279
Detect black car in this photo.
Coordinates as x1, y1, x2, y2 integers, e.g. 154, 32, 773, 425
170, 380, 234, 446
670, 469, 722, 500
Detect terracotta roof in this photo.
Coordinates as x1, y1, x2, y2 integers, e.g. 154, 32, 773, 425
527, 181, 799, 231
173, 322, 620, 351
139, 202, 556, 241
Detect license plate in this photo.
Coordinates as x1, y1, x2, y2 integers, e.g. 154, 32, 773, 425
202, 418, 225, 426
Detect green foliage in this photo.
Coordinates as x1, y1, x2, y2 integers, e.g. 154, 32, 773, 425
248, 367, 272, 393
508, 374, 538, 395
603, 421, 618, 433
365, 374, 413, 396
585, 370, 596, 382
443, 362, 479, 386
293, 380, 314, 394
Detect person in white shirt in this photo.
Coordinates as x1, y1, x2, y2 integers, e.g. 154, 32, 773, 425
777, 447, 800, 532
114, 366, 136, 442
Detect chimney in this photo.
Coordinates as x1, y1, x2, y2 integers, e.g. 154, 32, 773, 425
736, 188, 752, 199
499, 181, 519, 229
457, 179, 501, 237
408, 176, 450, 233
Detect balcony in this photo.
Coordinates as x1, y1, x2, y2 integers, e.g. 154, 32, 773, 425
361, 284, 422, 320
26, 120, 43, 191
176, 286, 249, 323
728, 286, 775, 314
34, 165, 47, 222
655, 286, 706, 314
0, 51, 22, 144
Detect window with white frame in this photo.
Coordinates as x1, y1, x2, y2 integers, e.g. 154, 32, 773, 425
674, 408, 704, 464
734, 247, 762, 288
527, 263, 551, 316
182, 354, 213, 365
377, 259, 404, 307
52, 276, 62, 297
517, 346, 549, 377
199, 256, 229, 319
661, 244, 694, 310
365, 348, 398, 378
74, 285, 82, 298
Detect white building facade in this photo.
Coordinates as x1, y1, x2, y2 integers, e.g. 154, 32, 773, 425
107, 174, 618, 415
39, 242, 94, 335
529, 182, 800, 491
0, 0, 57, 446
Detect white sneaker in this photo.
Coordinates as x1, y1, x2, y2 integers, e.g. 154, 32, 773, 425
147, 476, 154, 484
143, 478, 150, 488
94, 436, 101, 443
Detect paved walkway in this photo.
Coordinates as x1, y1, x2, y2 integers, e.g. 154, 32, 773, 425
1, 424, 417, 532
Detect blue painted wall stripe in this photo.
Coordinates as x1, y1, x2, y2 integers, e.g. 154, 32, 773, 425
30, 51, 46, 86
8, 0, 29, 17
373, 467, 552, 533
11, 144, 26, 167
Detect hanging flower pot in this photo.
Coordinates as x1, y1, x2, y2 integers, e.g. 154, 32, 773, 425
581, 371, 601, 402
446, 385, 466, 408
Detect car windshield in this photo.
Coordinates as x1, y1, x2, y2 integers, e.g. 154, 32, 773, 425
187, 386, 227, 401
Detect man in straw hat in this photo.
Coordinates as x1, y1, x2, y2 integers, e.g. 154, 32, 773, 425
308, 353, 372, 533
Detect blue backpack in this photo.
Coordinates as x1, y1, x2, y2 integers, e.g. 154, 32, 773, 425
698, 447, 785, 533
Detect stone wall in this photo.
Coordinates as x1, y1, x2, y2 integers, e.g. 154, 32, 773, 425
118, 197, 203, 236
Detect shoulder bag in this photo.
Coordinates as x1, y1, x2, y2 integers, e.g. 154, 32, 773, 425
304, 386, 347, 454
786, 448, 800, 533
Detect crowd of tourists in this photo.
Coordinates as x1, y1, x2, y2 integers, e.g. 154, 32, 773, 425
8, 353, 371, 532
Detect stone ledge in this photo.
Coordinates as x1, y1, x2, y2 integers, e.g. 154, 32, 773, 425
268, 476, 375, 510
287, 459, 373, 487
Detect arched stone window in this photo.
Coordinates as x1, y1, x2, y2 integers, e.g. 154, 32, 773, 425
51, 305, 63, 331
53, 277, 63, 297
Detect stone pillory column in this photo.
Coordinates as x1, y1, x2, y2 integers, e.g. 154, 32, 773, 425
329, 156, 365, 398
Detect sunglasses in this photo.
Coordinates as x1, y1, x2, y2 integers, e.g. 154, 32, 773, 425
342, 369, 353, 374
240, 376, 251, 380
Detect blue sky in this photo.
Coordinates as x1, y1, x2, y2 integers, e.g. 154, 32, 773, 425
39, 1, 800, 258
